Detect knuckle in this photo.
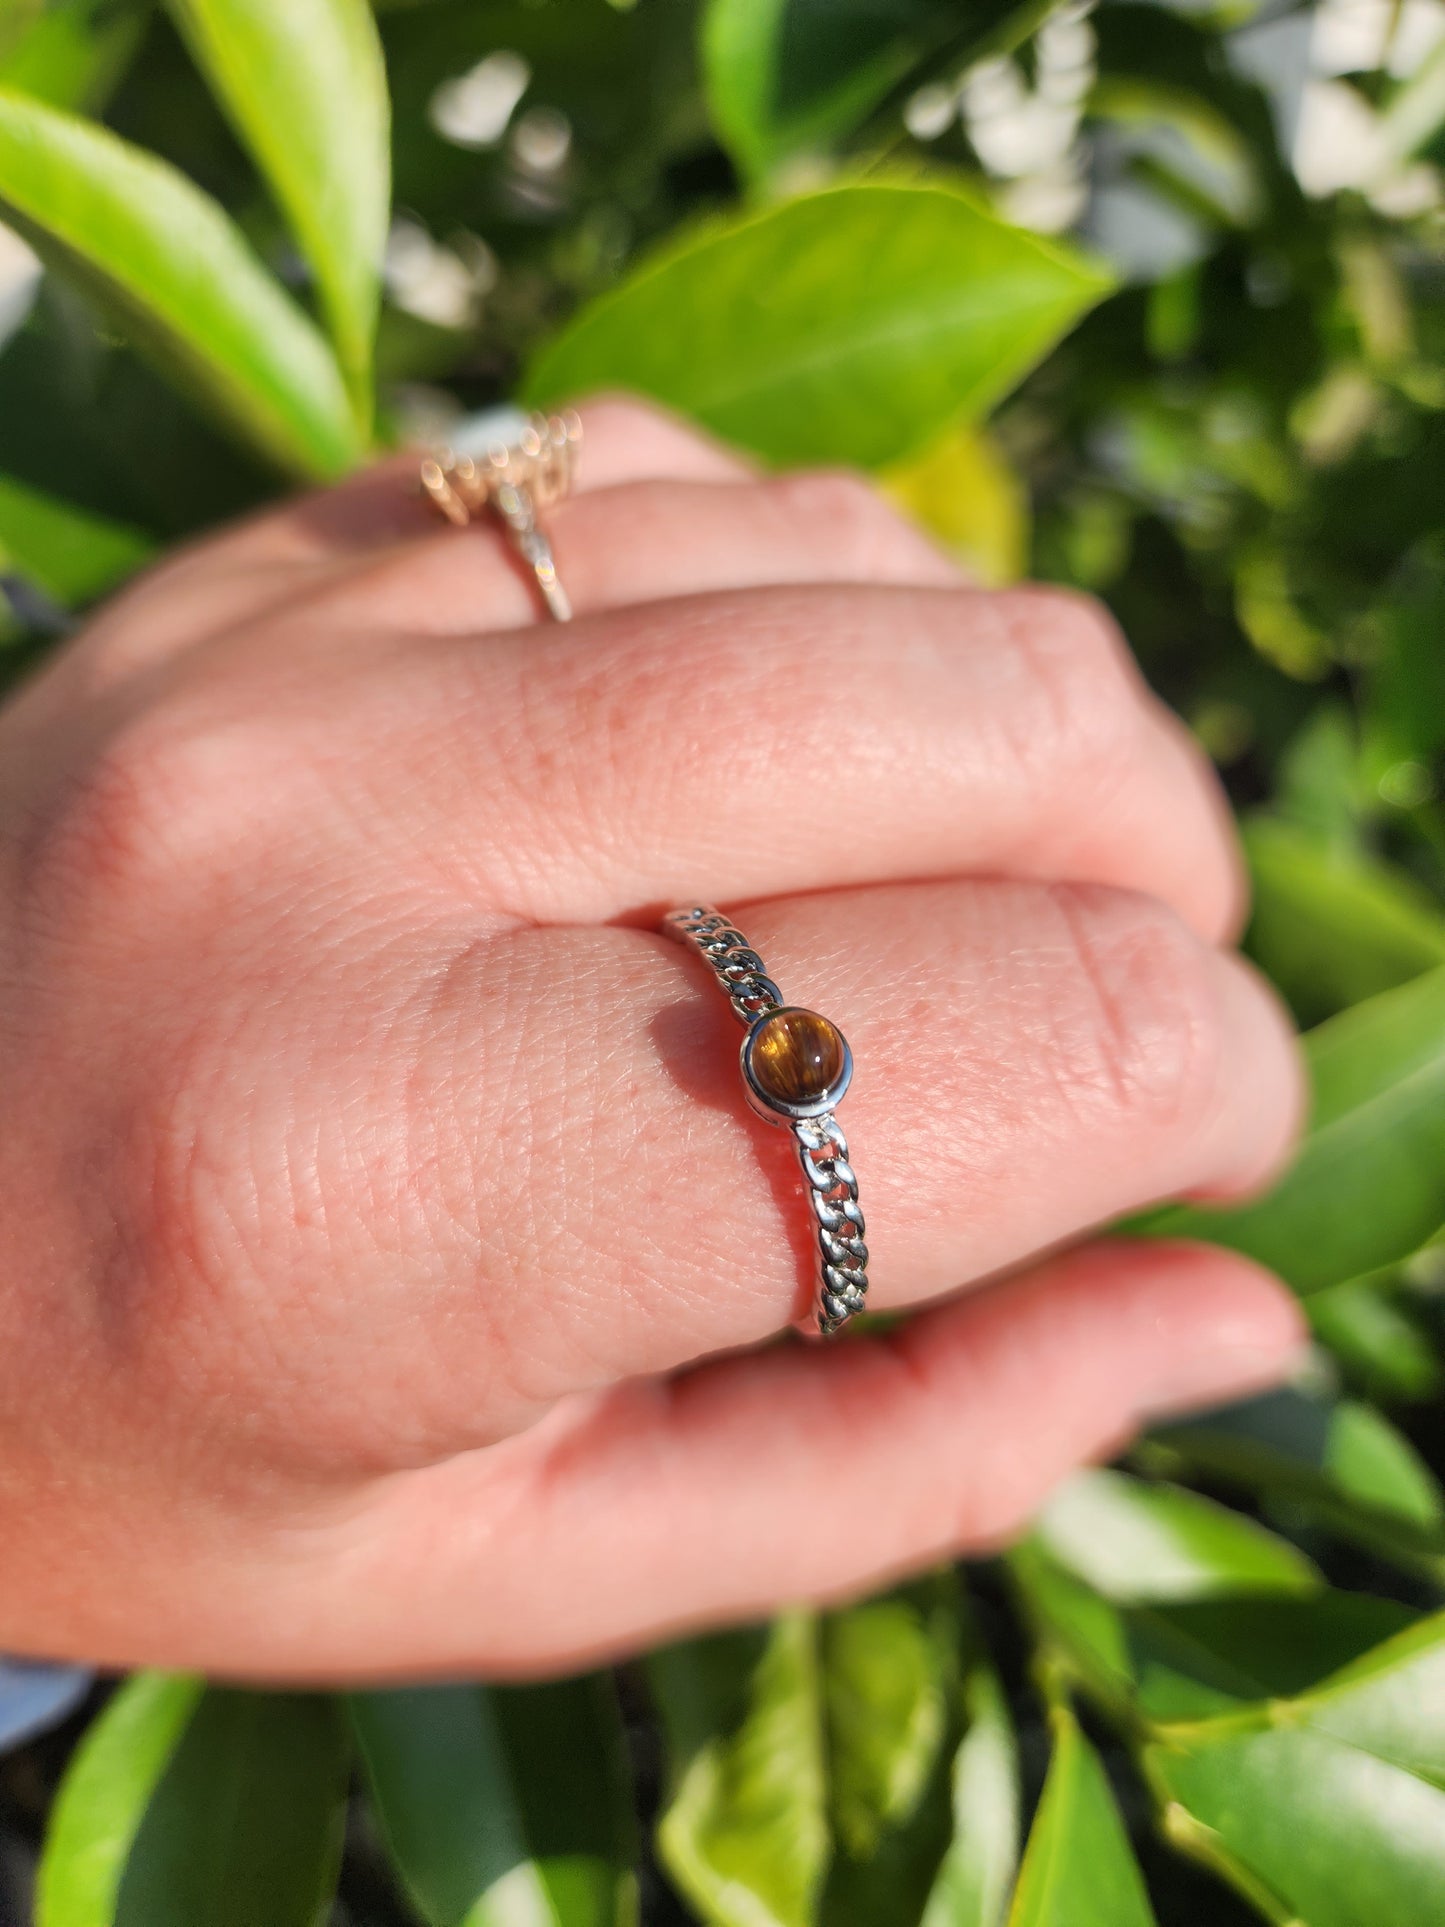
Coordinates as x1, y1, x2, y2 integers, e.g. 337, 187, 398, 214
1050, 886, 1223, 1140
770, 467, 920, 567
94, 1028, 344, 1459
996, 586, 1145, 769
116, 1052, 238, 1317
84, 1040, 256, 1402
18, 703, 291, 934
866, 1327, 1055, 1553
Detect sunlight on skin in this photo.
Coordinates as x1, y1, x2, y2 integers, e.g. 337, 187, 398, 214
0, 398, 1305, 1678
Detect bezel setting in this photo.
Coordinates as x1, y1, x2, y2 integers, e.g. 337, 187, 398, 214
740, 1005, 854, 1123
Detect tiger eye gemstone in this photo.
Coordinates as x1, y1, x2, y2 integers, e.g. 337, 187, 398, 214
749, 1008, 847, 1106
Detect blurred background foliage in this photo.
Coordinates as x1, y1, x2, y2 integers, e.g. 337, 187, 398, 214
1, 0, 1445, 1923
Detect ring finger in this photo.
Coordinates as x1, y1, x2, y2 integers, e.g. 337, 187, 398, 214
65, 396, 763, 677
138, 875, 1302, 1463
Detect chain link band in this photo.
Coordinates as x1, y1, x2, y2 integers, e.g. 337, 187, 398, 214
663, 905, 869, 1337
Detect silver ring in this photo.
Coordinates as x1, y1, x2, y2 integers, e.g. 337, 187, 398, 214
663, 905, 869, 1336
420, 406, 580, 622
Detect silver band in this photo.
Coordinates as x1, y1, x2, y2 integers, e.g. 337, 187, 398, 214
663, 905, 869, 1337
420, 407, 579, 622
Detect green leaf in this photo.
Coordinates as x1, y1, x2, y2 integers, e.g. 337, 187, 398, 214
1146, 1613, 1445, 1926
1089, 77, 1258, 233
1275, 704, 1372, 850
1244, 816, 1445, 1027
1006, 1704, 1157, 1927
918, 1662, 1019, 1927
1010, 1541, 1138, 1713
1303, 1610, 1445, 1780
1012, 1469, 1330, 1722
820, 1580, 965, 1927
0, 88, 361, 478
1088, 4, 1268, 225
37, 1675, 202, 1927
38, 1675, 350, 1927
1376, 33, 1445, 173
0, 1, 44, 61
351, 1676, 637, 1927
0, 0, 149, 112
1013, 1535, 1417, 1725
1031, 1470, 1319, 1604
164, 0, 389, 417
702, 0, 1050, 182
1326, 1398, 1445, 1532
1143, 963, 1445, 1295
0, 470, 151, 602
703, 0, 966, 183
1147, 1387, 1445, 1587
651, 1587, 971, 1927
650, 1615, 828, 1927
1129, 1593, 1419, 1726
824, 1597, 951, 1861
524, 182, 1112, 470
1308, 1275, 1442, 1402
1368, 538, 1445, 768
0, 279, 279, 538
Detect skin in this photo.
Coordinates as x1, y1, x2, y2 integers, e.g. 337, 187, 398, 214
0, 398, 1307, 1682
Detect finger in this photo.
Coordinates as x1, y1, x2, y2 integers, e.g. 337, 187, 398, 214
318, 466, 964, 636
106, 877, 1302, 1469
401, 883, 1301, 1409
71, 395, 754, 676
563, 393, 757, 489
217, 1242, 1304, 1679
167, 396, 751, 573
267, 579, 1242, 941
256, 395, 751, 562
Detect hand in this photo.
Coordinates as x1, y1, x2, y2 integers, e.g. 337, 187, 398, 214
0, 399, 1304, 1679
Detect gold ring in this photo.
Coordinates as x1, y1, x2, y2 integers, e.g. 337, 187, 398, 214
419, 407, 581, 622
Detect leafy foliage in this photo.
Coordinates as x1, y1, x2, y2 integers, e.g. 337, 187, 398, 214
2, 0, 1444, 1921
1006, 1703, 1157, 1927
525, 181, 1111, 467
1146, 966, 1445, 1294
1145, 1615, 1445, 1926
351, 1678, 637, 1926
36, 1675, 349, 1927
163, 0, 388, 420
0, 86, 360, 477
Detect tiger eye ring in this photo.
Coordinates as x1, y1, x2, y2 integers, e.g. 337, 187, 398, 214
663, 907, 868, 1336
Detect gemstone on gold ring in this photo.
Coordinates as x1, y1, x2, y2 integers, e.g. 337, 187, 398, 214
741, 1005, 852, 1120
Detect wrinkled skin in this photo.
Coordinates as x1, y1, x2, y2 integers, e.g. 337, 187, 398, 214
0, 399, 1305, 1680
